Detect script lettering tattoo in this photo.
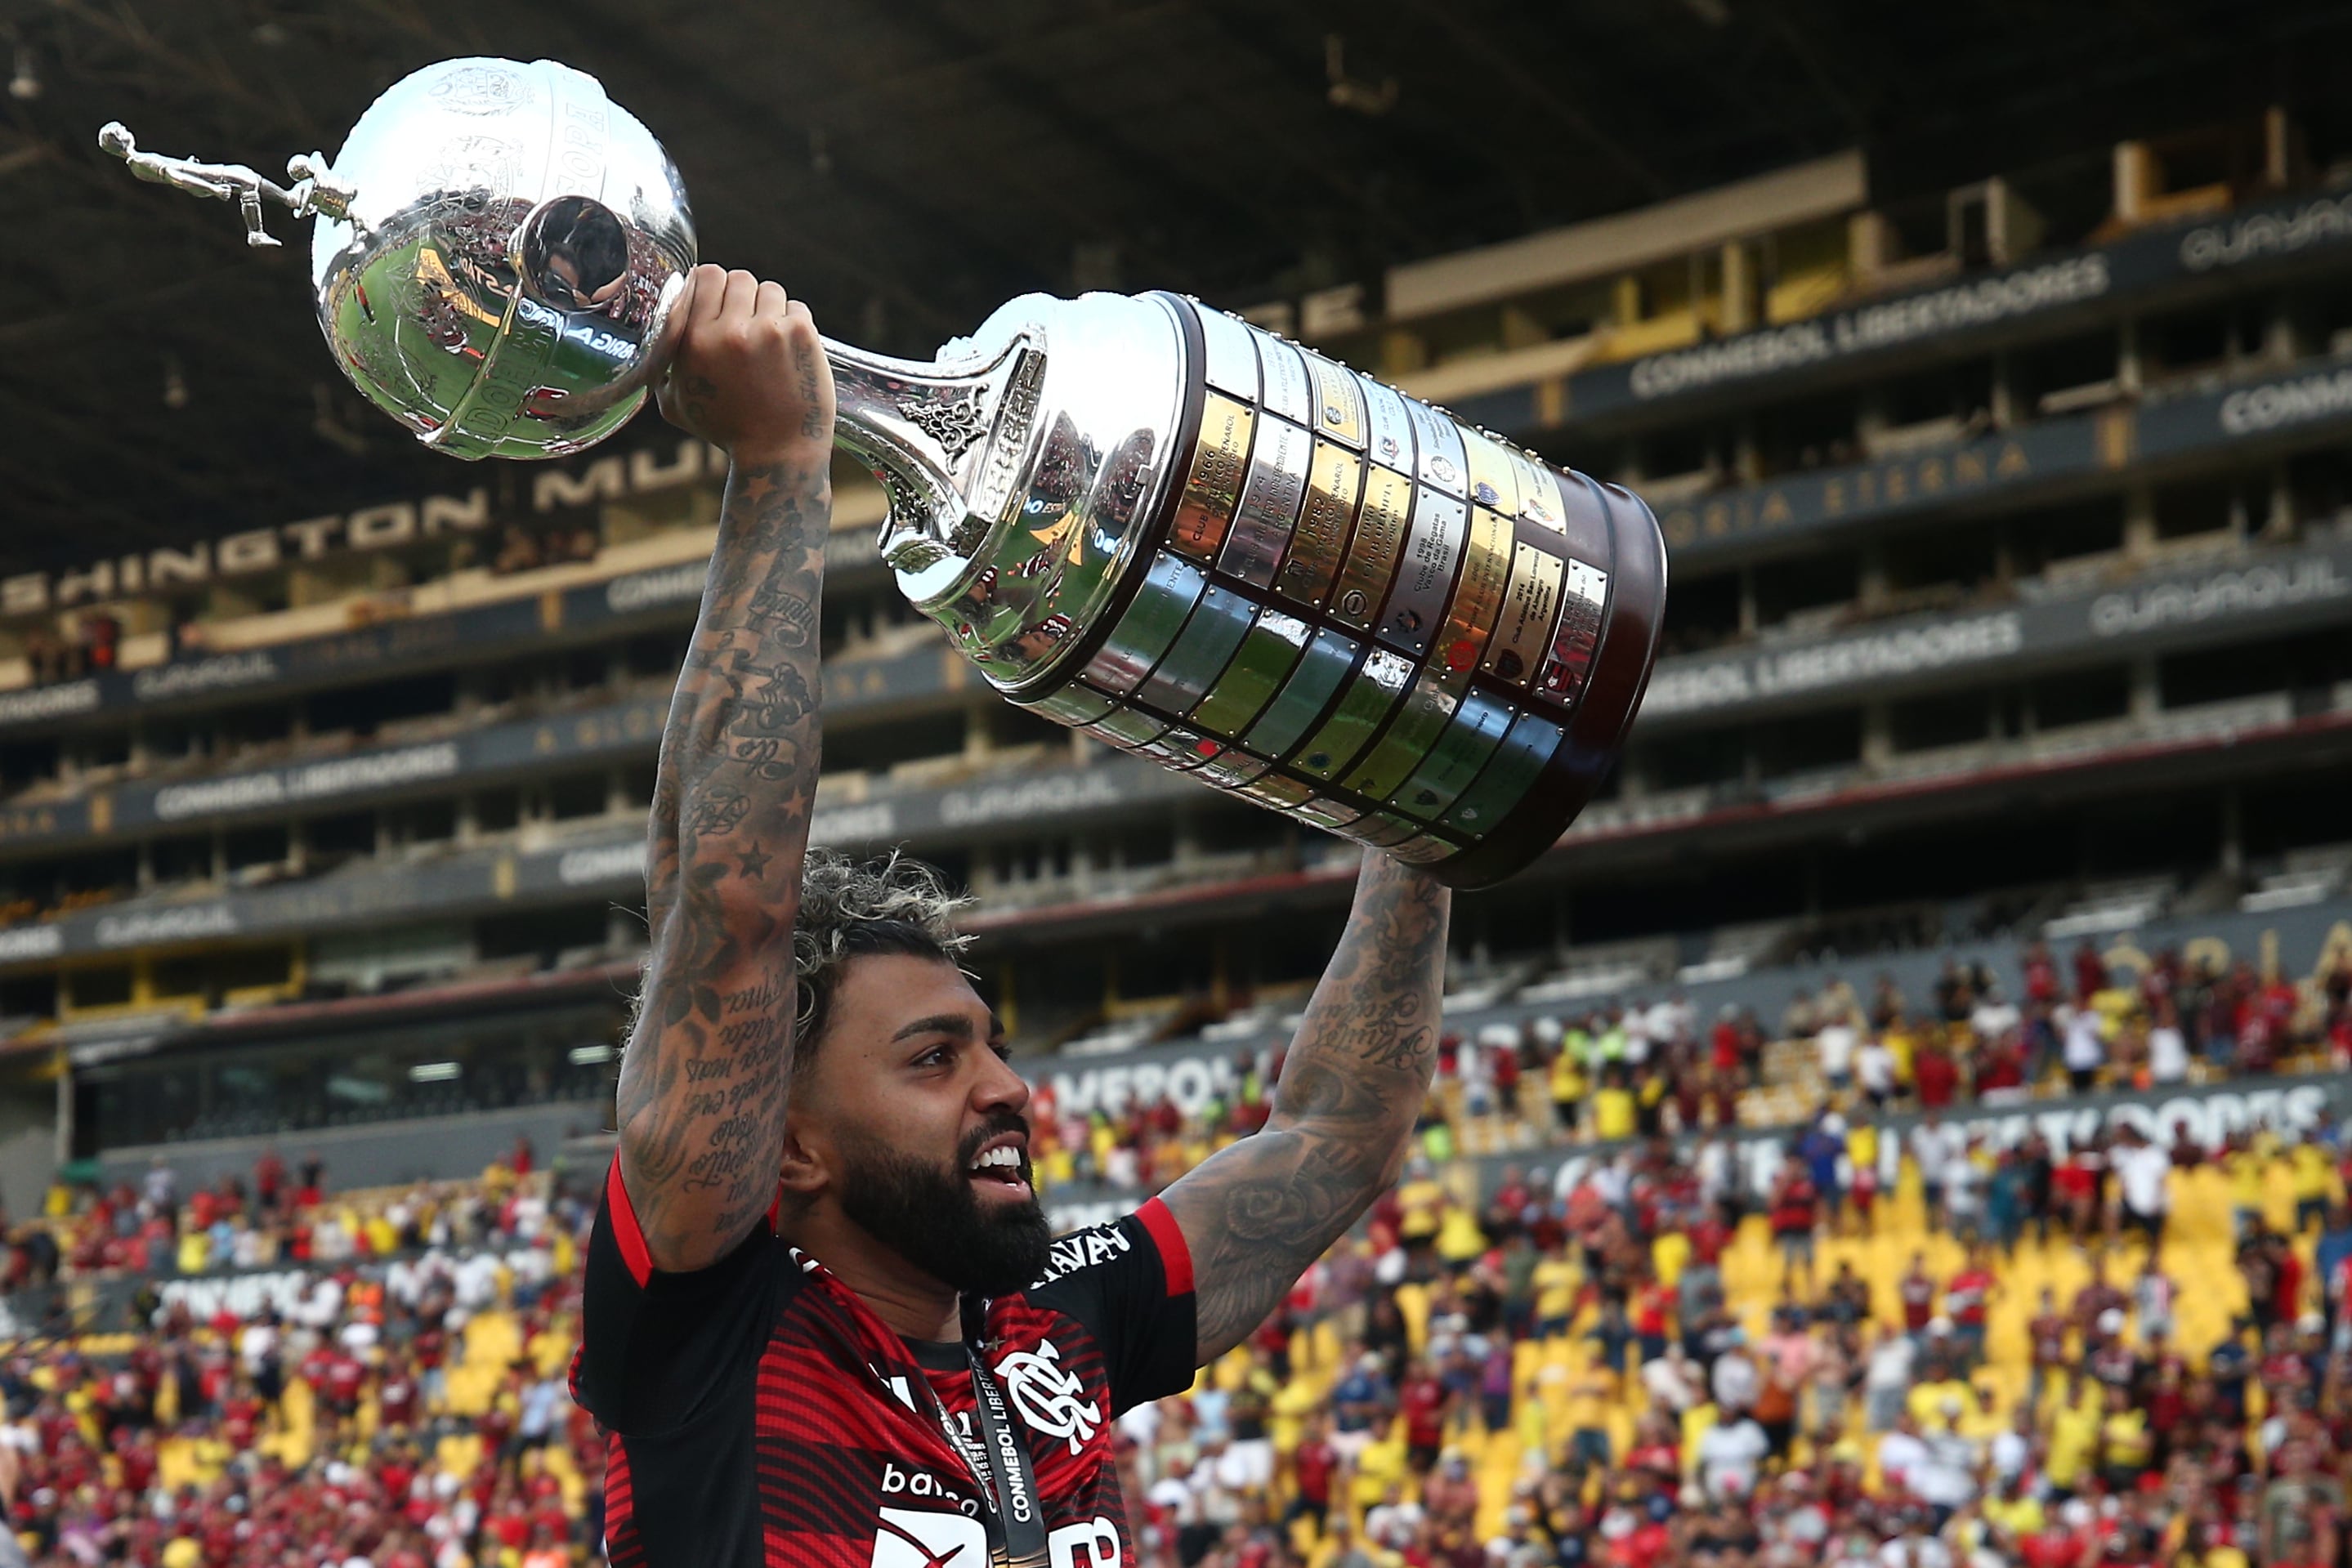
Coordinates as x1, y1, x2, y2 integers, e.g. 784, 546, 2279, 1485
797, 342, 826, 441
1158, 855, 1449, 1362
687, 789, 751, 836
615, 453, 831, 1272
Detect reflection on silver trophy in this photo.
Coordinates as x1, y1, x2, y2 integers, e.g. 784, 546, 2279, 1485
100, 56, 1663, 888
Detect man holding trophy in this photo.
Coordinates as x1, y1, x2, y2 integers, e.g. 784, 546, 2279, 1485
98, 55, 1666, 1566
566, 257, 1451, 1568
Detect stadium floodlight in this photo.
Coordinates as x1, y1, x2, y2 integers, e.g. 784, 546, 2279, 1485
405, 1061, 462, 1083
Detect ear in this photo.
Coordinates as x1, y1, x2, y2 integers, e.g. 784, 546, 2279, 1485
777, 1114, 828, 1199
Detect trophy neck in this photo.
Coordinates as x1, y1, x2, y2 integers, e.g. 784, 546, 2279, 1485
823, 333, 1038, 581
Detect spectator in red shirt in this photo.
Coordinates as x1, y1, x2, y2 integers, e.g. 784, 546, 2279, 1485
253, 1149, 285, 1213
1398, 1365, 1449, 1474
378, 1354, 418, 1431
1768, 1158, 1818, 1293
1898, 1253, 1938, 1339
320, 1348, 365, 1418
1284, 1413, 1337, 1538
2072, 940, 2108, 1004
1944, 1244, 1998, 1370
1912, 1040, 1960, 1109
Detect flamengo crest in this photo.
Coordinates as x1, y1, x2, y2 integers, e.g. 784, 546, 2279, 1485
992, 1338, 1101, 1455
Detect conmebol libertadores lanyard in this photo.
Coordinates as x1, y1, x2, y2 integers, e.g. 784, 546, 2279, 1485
957, 1294, 1049, 1568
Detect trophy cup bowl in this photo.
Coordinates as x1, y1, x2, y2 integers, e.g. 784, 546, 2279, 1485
100, 56, 1665, 890
297, 58, 697, 459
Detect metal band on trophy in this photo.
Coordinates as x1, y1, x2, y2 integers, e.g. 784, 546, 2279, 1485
99, 56, 1664, 891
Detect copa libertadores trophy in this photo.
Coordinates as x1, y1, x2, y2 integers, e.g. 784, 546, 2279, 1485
101, 56, 1663, 890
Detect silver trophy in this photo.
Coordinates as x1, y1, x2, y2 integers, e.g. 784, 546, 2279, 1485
101, 57, 1663, 889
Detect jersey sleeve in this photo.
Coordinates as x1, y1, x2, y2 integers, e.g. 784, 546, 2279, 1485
1022, 1197, 1197, 1416
571, 1154, 785, 1436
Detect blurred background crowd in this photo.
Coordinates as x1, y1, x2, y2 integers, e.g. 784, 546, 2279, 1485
0, 916, 2350, 1568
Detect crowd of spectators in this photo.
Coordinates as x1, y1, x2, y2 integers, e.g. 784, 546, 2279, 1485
1111, 1114, 2352, 1568
0, 1141, 557, 1308
0, 1106, 2348, 1566
0, 931, 2349, 1566
0, 1140, 595, 1568
1782, 941, 2352, 1108
1026, 938, 2352, 1205
14, 935, 2345, 1298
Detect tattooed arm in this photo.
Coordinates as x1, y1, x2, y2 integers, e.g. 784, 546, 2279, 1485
1159, 852, 1451, 1362
613, 267, 837, 1273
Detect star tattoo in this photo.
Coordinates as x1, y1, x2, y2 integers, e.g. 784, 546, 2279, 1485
737, 842, 772, 880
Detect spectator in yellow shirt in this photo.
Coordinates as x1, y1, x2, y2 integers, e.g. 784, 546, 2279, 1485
1434, 1200, 1487, 1271
1531, 1243, 1580, 1338
2097, 1384, 2152, 1491
1981, 1476, 2045, 1542
1845, 1116, 1879, 1176
1651, 1227, 1691, 1291
2043, 1382, 2103, 1497
1881, 1019, 1917, 1086
480, 1155, 516, 1200
1562, 1368, 1614, 1468
1548, 1047, 1587, 1135
1907, 1372, 1973, 1431
2290, 1135, 2335, 1233
1634, 1070, 1667, 1135
1592, 1066, 1637, 1142
1396, 1162, 1446, 1272
1957, 1383, 2007, 1443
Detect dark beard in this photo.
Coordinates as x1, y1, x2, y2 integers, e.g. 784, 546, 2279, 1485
834, 1116, 1051, 1296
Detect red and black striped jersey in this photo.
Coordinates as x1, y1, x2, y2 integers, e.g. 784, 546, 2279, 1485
573, 1158, 1196, 1568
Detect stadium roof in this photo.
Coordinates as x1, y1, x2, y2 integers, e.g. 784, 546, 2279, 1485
11, 0, 2352, 575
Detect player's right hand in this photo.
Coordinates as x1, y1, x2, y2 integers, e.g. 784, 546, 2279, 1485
656, 265, 836, 467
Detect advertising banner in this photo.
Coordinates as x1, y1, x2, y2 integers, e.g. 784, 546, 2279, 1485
1501, 183, 2352, 431
1660, 357, 2352, 570
1639, 536, 2352, 726
0, 757, 1201, 967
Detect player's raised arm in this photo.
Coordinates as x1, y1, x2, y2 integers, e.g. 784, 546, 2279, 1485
613, 266, 837, 1274
1158, 851, 1451, 1362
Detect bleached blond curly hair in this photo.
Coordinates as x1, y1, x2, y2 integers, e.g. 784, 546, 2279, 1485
622, 849, 973, 1073
789, 848, 974, 1065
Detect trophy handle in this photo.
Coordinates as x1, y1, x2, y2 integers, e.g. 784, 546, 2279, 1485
821, 333, 1037, 576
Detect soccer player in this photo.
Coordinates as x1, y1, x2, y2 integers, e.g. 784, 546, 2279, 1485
571, 268, 1451, 1567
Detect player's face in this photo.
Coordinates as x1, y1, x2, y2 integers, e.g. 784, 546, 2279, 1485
798, 952, 1050, 1293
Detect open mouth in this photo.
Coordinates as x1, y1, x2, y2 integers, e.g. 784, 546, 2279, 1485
966, 1137, 1033, 1199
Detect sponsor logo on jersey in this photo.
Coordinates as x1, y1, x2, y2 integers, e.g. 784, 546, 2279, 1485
993, 1338, 1102, 1455
871, 1508, 988, 1568
1048, 1517, 1125, 1568
879, 1463, 978, 1517
1029, 1225, 1133, 1287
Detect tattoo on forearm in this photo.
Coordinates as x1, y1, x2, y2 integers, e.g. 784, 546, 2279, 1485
615, 453, 831, 1271
1161, 855, 1450, 1360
